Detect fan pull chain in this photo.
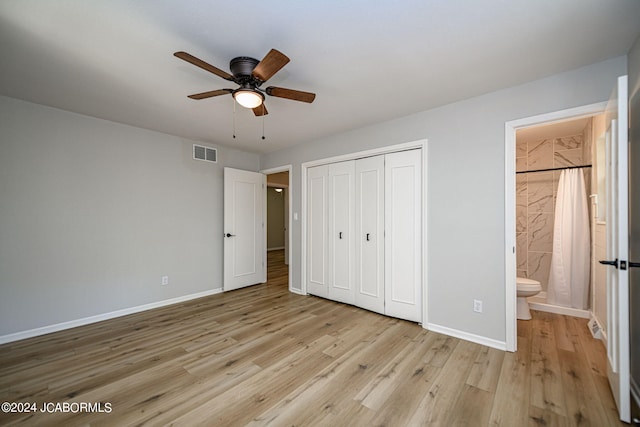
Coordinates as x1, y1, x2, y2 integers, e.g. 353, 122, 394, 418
262, 104, 266, 140
232, 99, 236, 139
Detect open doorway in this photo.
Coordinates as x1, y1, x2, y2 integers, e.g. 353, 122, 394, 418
504, 102, 607, 351
263, 167, 292, 291
514, 115, 602, 320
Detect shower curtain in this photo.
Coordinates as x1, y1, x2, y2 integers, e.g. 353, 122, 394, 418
547, 169, 590, 309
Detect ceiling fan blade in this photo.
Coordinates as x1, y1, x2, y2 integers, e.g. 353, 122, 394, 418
253, 104, 268, 116
174, 51, 234, 81
187, 89, 233, 100
266, 86, 316, 103
252, 49, 290, 82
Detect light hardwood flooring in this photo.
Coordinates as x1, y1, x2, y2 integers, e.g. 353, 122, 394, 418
0, 250, 624, 426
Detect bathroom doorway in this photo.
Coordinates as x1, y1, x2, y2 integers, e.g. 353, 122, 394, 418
504, 102, 607, 351
514, 115, 602, 319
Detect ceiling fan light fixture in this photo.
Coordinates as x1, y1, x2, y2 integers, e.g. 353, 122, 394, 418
233, 89, 264, 109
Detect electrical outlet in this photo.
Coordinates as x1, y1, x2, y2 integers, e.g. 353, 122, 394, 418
473, 299, 483, 313
161, 276, 169, 286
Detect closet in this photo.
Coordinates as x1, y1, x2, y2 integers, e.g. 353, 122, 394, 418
306, 149, 422, 322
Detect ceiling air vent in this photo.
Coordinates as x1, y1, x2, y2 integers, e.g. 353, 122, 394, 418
193, 144, 217, 163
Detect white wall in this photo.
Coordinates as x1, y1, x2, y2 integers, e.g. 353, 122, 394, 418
260, 56, 627, 345
0, 96, 260, 338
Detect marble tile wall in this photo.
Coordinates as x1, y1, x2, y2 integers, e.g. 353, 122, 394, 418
516, 130, 591, 293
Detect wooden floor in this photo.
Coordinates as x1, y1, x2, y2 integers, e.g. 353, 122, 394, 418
0, 250, 623, 426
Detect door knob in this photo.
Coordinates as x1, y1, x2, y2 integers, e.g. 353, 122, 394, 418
366, 233, 370, 241
225, 233, 236, 238
630, 261, 640, 268
339, 232, 343, 239
599, 259, 618, 268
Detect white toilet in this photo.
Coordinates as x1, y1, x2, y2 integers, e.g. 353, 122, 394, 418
516, 277, 542, 320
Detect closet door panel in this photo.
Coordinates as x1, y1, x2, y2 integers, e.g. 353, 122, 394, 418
328, 161, 356, 304
355, 156, 385, 314
307, 165, 329, 298
385, 149, 422, 322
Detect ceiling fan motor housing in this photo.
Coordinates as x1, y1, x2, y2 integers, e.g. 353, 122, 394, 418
230, 57, 260, 83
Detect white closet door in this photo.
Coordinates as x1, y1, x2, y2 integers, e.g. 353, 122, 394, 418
328, 161, 356, 304
355, 155, 385, 314
385, 149, 422, 322
307, 165, 329, 298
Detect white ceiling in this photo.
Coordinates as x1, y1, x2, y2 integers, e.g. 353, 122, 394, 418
1, 1, 639, 154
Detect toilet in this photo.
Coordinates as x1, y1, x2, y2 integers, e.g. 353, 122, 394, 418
516, 277, 541, 320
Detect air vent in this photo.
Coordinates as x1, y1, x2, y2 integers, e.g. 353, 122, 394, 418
193, 144, 217, 163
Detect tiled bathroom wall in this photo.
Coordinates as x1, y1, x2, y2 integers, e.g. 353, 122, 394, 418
516, 125, 592, 293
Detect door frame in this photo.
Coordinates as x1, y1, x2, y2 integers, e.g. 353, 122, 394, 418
504, 102, 607, 351
301, 139, 428, 325
261, 164, 293, 292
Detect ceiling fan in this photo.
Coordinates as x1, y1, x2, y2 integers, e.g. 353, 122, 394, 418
174, 49, 316, 116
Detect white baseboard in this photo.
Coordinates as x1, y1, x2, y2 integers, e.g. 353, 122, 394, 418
267, 246, 285, 251
528, 291, 591, 319
426, 322, 507, 351
288, 287, 306, 296
0, 288, 223, 345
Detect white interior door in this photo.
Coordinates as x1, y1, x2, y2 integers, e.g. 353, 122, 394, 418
628, 60, 640, 418
355, 155, 385, 314
601, 75, 630, 423
223, 167, 266, 291
328, 161, 356, 304
384, 149, 422, 322
307, 165, 329, 297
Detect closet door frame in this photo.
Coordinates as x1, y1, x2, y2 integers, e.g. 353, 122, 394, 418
301, 139, 428, 325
